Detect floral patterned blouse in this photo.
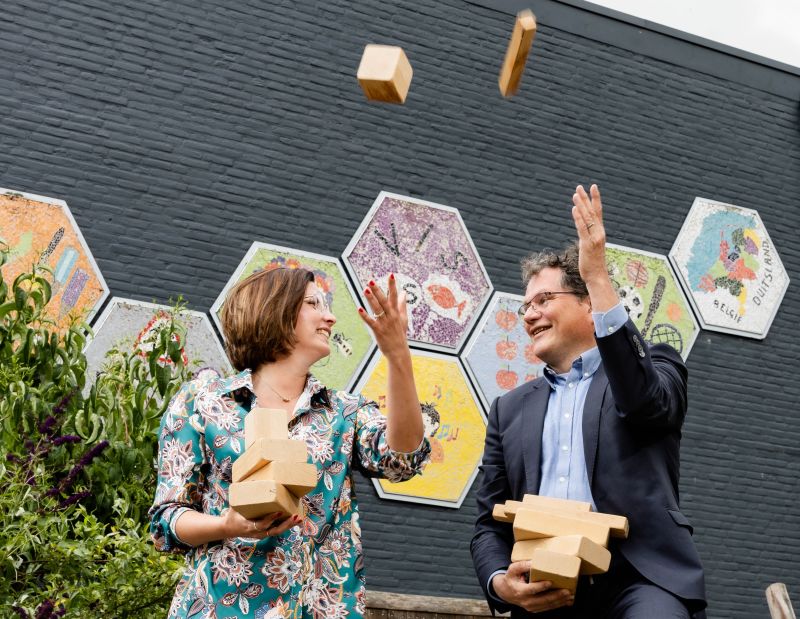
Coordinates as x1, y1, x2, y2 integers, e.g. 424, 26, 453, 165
149, 369, 430, 619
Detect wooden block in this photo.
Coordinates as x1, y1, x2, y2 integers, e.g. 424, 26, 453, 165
513, 508, 610, 547
357, 45, 413, 104
244, 408, 290, 448
529, 549, 580, 593
502, 500, 522, 517
531, 507, 627, 539
492, 503, 514, 523
509, 497, 628, 539
504, 496, 591, 518
522, 494, 592, 512
232, 437, 309, 482
565, 510, 628, 539
245, 461, 318, 496
766, 582, 796, 619
512, 535, 611, 575
229, 479, 302, 519
498, 9, 537, 97
502, 500, 529, 518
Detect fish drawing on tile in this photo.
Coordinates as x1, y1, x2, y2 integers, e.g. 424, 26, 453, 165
422, 274, 472, 324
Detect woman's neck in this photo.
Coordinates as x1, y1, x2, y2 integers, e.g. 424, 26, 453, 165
251, 356, 309, 407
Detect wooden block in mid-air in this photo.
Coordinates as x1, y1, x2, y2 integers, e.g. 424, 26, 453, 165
229, 479, 302, 519
529, 549, 580, 593
357, 44, 413, 104
498, 9, 537, 97
512, 535, 611, 575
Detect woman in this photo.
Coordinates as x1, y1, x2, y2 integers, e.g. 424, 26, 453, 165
149, 267, 430, 618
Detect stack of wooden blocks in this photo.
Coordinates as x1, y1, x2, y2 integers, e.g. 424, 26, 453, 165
229, 408, 316, 519
493, 495, 629, 593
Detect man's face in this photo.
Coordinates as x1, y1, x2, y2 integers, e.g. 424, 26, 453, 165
522, 267, 595, 373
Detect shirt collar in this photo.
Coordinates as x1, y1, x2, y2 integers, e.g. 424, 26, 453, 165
217, 368, 255, 397
218, 368, 331, 411
542, 347, 602, 388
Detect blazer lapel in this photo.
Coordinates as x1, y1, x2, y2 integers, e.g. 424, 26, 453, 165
582, 364, 609, 487
521, 381, 551, 495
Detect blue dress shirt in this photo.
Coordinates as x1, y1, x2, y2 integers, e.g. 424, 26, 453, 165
537, 347, 601, 508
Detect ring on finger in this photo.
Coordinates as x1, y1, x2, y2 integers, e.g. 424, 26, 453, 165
373, 311, 385, 319
586, 222, 594, 230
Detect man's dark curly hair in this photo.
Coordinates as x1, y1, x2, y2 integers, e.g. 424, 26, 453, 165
520, 241, 589, 297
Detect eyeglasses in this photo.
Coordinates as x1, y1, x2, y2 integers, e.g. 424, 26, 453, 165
517, 291, 582, 316
304, 293, 330, 314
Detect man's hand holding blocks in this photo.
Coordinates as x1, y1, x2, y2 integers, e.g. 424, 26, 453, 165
493, 495, 629, 594
229, 408, 316, 520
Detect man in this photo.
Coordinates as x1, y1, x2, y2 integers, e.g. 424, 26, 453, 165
470, 185, 706, 618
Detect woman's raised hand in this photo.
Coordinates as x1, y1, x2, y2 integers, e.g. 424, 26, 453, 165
358, 274, 410, 361
358, 274, 423, 451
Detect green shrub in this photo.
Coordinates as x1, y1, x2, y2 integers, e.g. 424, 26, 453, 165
0, 244, 190, 617
82, 300, 193, 524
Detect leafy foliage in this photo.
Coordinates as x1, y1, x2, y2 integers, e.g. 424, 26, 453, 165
0, 244, 189, 617
83, 303, 191, 523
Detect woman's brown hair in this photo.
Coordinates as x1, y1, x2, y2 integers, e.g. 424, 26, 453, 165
221, 267, 315, 371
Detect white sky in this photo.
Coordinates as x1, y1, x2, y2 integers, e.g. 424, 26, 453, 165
584, 0, 800, 69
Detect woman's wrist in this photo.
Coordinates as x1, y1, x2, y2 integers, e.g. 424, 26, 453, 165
217, 512, 231, 540
174, 510, 231, 546
383, 347, 412, 367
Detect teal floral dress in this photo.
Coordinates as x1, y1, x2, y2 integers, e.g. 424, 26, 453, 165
149, 369, 430, 619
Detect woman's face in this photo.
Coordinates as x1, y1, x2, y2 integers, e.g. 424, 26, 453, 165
293, 282, 337, 364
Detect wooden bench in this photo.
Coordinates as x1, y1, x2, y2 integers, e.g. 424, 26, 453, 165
366, 591, 507, 618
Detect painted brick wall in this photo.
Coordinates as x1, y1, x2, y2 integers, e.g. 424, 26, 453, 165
1, 1, 798, 617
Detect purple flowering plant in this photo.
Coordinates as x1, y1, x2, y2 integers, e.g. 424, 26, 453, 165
1, 245, 186, 615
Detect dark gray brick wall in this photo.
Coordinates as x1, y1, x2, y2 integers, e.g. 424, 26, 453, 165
1, 1, 798, 617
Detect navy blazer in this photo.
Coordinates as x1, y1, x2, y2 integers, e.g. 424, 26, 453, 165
470, 319, 706, 616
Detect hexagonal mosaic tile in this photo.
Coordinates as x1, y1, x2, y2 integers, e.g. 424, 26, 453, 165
606, 243, 700, 359
343, 192, 493, 353
669, 198, 789, 339
354, 350, 486, 508
462, 291, 546, 411
85, 298, 231, 386
1, 187, 108, 332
